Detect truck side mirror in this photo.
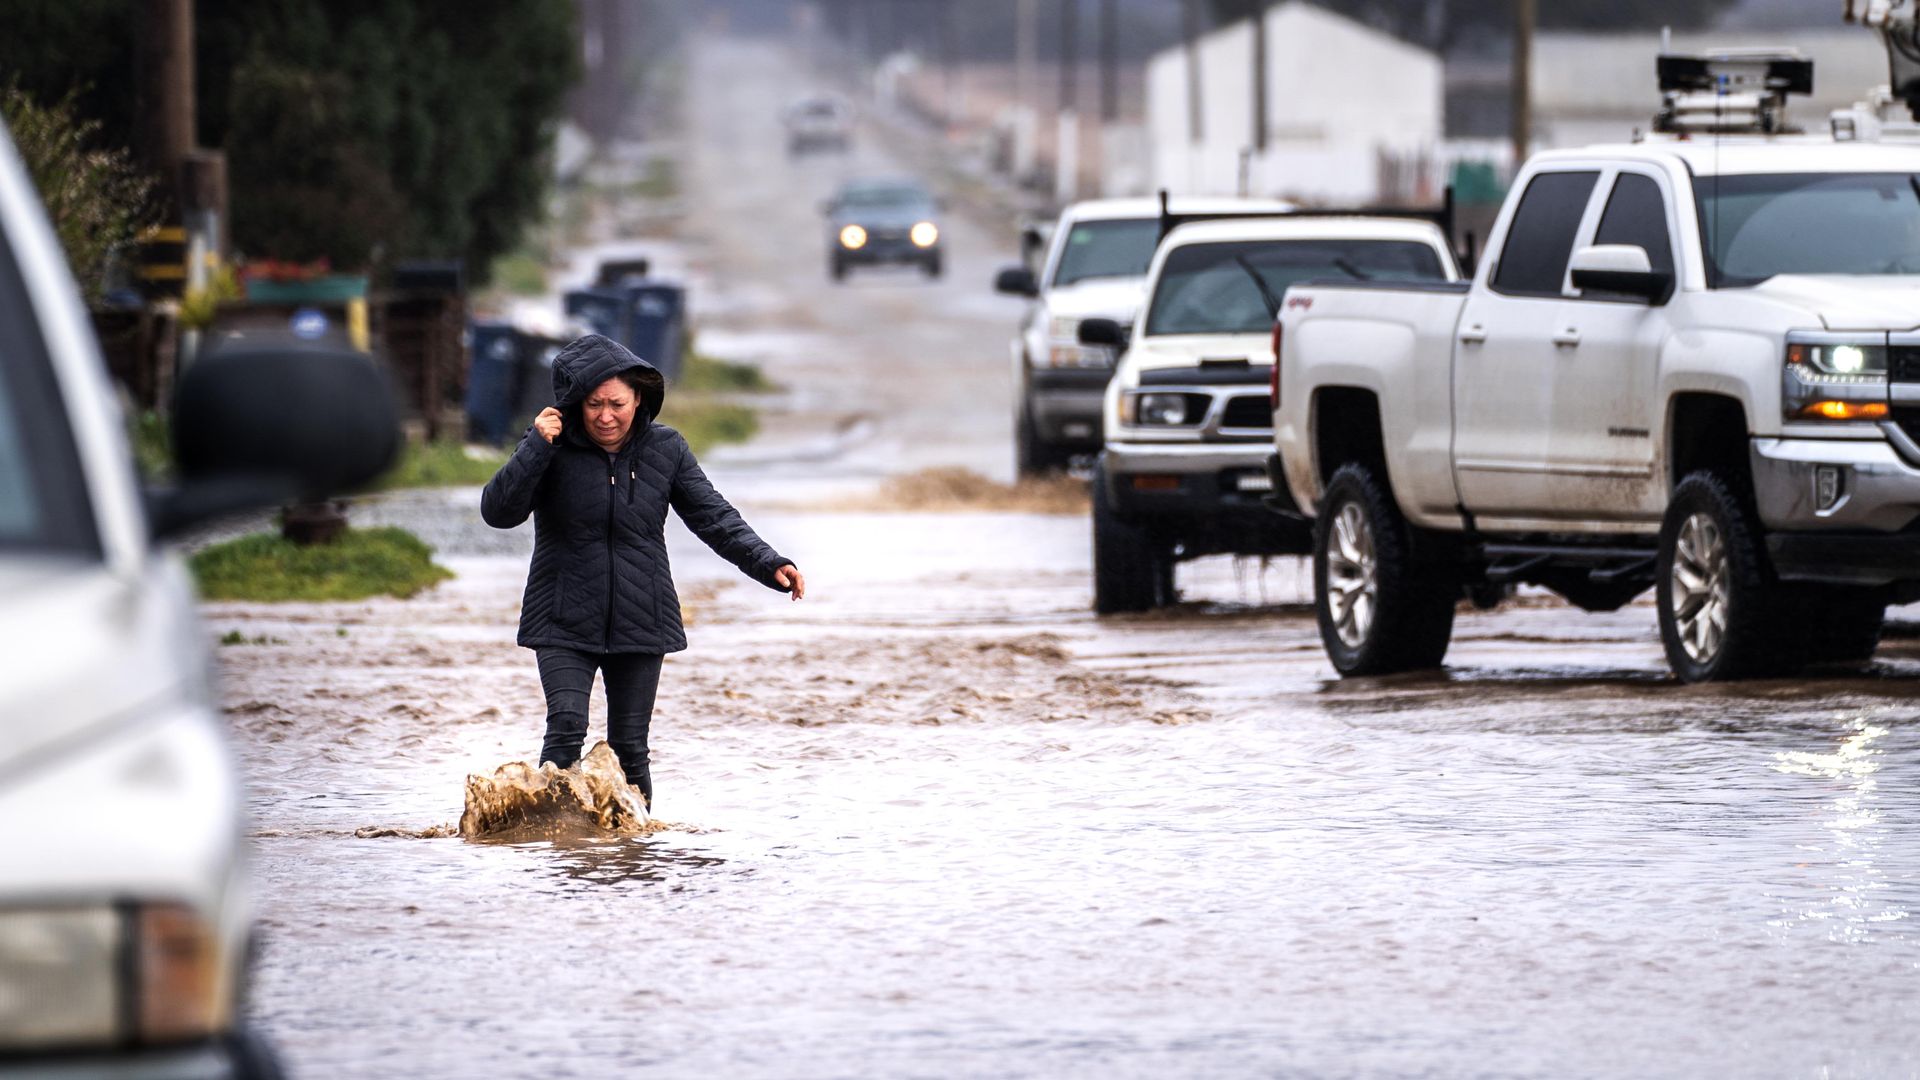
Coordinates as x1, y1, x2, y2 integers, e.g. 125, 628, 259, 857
994, 265, 1040, 298
1569, 244, 1672, 304
1077, 317, 1127, 348
150, 344, 401, 538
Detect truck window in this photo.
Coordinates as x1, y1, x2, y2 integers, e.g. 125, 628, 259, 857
1145, 238, 1448, 336
1051, 218, 1162, 287
1697, 172, 1920, 286
1593, 173, 1674, 277
0, 218, 99, 559
1491, 170, 1599, 297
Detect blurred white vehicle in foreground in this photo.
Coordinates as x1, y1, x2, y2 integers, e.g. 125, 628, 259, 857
0, 112, 396, 1077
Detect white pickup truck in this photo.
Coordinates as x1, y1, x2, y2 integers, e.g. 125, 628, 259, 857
1273, 55, 1920, 682
1086, 214, 1459, 613
995, 196, 1290, 475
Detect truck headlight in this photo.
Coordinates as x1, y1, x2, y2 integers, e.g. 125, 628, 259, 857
1122, 391, 1202, 426
1787, 341, 1887, 379
0, 903, 229, 1051
838, 224, 867, 250
1784, 335, 1890, 422
910, 221, 939, 247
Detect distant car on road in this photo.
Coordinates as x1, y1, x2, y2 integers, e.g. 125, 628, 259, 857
0, 109, 396, 1076
994, 196, 1292, 476
823, 177, 945, 281
785, 94, 852, 156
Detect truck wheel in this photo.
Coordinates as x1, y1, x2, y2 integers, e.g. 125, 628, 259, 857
830, 256, 848, 282
1015, 405, 1058, 476
1791, 585, 1886, 667
1656, 471, 1796, 682
924, 254, 944, 279
1313, 463, 1456, 675
1093, 462, 1171, 614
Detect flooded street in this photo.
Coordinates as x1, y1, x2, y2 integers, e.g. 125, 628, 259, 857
210, 38, 1920, 1079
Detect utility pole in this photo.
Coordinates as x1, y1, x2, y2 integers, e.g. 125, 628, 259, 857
1098, 0, 1118, 124
134, 0, 194, 215
1058, 0, 1081, 202
1184, 0, 1205, 144
1252, 3, 1268, 155
1511, 0, 1534, 168
1015, 0, 1039, 180
1060, 0, 1079, 113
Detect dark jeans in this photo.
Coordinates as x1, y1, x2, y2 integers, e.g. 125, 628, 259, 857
535, 647, 663, 804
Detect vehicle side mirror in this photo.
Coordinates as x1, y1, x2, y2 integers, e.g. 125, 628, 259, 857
1077, 317, 1126, 348
994, 265, 1039, 298
150, 344, 401, 539
1569, 244, 1672, 304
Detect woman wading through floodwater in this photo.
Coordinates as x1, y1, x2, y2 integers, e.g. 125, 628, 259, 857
481, 334, 803, 808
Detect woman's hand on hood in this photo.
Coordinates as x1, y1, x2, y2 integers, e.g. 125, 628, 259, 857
534, 407, 563, 444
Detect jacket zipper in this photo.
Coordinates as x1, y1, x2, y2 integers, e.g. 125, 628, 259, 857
604, 457, 617, 651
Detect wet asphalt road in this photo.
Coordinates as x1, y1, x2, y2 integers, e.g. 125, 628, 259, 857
215, 35, 1920, 1080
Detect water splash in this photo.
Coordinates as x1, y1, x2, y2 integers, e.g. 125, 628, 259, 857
458, 742, 656, 841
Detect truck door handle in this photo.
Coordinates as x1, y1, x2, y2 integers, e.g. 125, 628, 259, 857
1458, 324, 1487, 345
1552, 327, 1581, 347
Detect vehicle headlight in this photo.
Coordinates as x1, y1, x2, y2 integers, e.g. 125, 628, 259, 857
838, 224, 867, 250
1033, 315, 1115, 369
1784, 335, 1891, 422
0, 903, 229, 1051
1122, 391, 1201, 426
1788, 341, 1888, 379
910, 221, 939, 248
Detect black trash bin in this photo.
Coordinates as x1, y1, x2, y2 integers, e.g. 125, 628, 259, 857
563, 287, 630, 346
620, 280, 686, 381
465, 319, 522, 445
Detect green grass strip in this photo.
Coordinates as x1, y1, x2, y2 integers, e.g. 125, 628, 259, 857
191, 526, 454, 602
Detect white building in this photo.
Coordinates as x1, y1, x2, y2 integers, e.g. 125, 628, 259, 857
1143, 2, 1443, 204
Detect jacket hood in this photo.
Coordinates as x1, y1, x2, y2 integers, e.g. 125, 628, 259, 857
551, 334, 666, 440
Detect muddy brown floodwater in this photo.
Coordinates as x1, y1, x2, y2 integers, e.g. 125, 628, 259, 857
212, 499, 1920, 1079
206, 33, 1920, 1080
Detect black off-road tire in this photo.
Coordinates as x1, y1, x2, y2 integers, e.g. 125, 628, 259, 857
1312, 463, 1457, 675
830, 256, 848, 282
1656, 471, 1799, 682
1792, 585, 1887, 667
1015, 403, 1065, 477
924, 254, 944, 279
1093, 462, 1172, 614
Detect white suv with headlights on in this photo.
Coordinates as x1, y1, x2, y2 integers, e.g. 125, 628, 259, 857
994, 196, 1290, 476
0, 113, 396, 1074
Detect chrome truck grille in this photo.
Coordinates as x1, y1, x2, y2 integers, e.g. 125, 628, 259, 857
1893, 346, 1920, 448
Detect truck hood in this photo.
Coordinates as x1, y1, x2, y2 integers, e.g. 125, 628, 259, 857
1042, 277, 1146, 322
1120, 332, 1274, 384
1750, 275, 1920, 332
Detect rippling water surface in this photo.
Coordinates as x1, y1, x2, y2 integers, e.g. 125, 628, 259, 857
212, 502, 1920, 1079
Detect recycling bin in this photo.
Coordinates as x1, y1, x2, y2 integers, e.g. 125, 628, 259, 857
621, 280, 685, 380
465, 319, 524, 445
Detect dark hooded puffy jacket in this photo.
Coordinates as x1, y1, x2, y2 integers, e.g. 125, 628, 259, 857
480, 334, 789, 653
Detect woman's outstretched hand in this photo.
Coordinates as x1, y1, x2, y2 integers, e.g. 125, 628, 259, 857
775, 564, 806, 601
534, 407, 563, 444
